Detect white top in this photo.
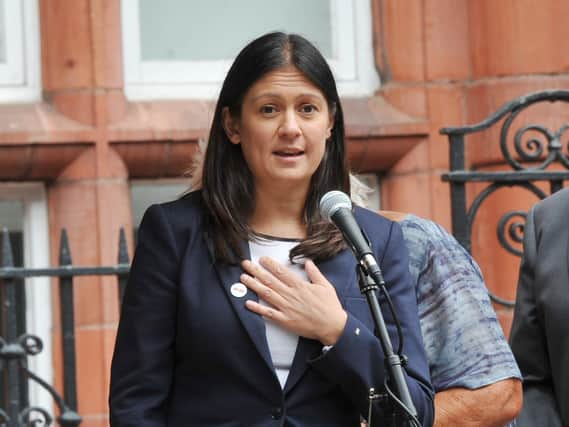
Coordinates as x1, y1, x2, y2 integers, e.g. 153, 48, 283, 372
249, 235, 306, 388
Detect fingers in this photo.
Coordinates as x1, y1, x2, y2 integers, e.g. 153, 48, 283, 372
257, 257, 304, 287
244, 299, 285, 322
240, 258, 302, 322
239, 272, 286, 307
304, 259, 328, 286
241, 259, 283, 289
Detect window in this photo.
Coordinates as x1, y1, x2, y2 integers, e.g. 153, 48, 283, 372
0, 0, 41, 102
122, 0, 379, 100
129, 176, 380, 234
0, 184, 51, 413
130, 179, 189, 232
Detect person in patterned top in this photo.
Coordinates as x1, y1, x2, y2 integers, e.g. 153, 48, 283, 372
390, 212, 522, 426
352, 176, 522, 426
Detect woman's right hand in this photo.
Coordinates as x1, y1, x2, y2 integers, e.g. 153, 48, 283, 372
240, 257, 348, 345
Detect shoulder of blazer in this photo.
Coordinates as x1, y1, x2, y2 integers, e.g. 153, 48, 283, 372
353, 205, 397, 258
354, 204, 395, 230
152, 190, 208, 248
533, 188, 569, 230
159, 190, 206, 222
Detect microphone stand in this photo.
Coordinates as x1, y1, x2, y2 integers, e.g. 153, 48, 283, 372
356, 262, 420, 427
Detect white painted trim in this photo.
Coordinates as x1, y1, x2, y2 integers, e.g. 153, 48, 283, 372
0, 0, 41, 102
0, 183, 53, 416
0, 0, 25, 84
340, 0, 381, 96
122, 0, 379, 100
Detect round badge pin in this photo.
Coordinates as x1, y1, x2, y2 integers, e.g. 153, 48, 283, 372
230, 282, 247, 298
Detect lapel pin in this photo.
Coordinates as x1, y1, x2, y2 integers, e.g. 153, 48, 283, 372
230, 282, 247, 298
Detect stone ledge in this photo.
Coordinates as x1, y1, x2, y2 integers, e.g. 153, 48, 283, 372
0, 95, 428, 179
109, 95, 428, 175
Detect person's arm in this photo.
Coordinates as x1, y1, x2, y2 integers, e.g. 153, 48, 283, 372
109, 205, 179, 427
510, 206, 563, 426
404, 215, 522, 425
434, 379, 522, 427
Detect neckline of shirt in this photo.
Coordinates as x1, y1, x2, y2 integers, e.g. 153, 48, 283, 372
252, 232, 302, 243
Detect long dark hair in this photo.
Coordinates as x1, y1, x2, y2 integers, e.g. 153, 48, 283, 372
202, 32, 350, 264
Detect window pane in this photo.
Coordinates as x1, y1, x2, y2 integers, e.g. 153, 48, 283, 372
0, 0, 6, 62
139, 0, 332, 61
0, 199, 23, 235
130, 180, 189, 228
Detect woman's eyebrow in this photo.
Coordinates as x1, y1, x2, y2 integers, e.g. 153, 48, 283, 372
250, 92, 325, 103
250, 92, 280, 102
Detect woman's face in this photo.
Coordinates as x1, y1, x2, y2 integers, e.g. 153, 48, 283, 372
224, 65, 333, 192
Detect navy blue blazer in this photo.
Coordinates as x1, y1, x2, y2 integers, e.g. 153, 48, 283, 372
109, 192, 434, 426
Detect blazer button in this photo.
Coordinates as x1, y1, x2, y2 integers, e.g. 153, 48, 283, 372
271, 407, 282, 420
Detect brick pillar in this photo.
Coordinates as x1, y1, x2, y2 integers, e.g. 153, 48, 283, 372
41, 0, 126, 126
40, 1, 131, 425
375, 0, 471, 228
47, 149, 132, 425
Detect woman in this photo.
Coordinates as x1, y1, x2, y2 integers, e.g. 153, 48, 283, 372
109, 32, 433, 426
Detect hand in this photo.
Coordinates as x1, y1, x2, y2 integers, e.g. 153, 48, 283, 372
240, 257, 347, 345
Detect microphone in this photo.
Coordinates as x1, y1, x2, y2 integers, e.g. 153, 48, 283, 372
320, 191, 419, 420
319, 191, 385, 285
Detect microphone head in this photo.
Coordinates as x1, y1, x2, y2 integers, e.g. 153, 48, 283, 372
319, 191, 352, 221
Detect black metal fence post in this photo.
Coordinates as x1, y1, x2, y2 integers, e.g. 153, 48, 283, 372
448, 134, 470, 252
0, 226, 129, 426
1, 229, 20, 427
117, 228, 129, 304
57, 230, 81, 427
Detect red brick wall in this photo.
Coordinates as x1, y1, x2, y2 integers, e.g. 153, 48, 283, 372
1, 0, 568, 423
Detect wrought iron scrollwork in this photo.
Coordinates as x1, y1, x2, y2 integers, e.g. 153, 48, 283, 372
464, 182, 547, 307
501, 111, 569, 170
497, 210, 528, 257
512, 125, 547, 162
441, 90, 569, 309
18, 356, 81, 426
18, 335, 43, 356
18, 407, 52, 426
0, 332, 81, 426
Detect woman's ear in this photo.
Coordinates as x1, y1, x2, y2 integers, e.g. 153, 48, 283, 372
222, 107, 241, 144
326, 103, 336, 139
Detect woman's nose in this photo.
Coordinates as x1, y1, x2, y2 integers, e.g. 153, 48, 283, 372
278, 110, 302, 139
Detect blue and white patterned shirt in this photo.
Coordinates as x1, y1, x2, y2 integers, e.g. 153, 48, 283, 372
400, 214, 521, 392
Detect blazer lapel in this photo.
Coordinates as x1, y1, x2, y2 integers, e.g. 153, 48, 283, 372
284, 249, 356, 394
203, 231, 275, 376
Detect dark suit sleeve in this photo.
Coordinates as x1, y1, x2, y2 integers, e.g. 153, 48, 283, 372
510, 206, 563, 427
310, 221, 434, 426
109, 205, 179, 427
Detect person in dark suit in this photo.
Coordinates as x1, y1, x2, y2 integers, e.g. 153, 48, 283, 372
109, 32, 434, 426
510, 187, 569, 427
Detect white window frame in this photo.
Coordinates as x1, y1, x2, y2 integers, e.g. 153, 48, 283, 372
0, 0, 41, 102
121, 0, 379, 100
0, 183, 52, 415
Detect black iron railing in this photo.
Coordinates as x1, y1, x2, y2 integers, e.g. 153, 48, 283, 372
0, 228, 129, 426
441, 89, 569, 307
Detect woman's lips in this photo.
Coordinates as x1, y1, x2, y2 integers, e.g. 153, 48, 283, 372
273, 150, 305, 157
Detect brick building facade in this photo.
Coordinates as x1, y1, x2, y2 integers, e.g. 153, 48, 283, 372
1, 1, 568, 425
